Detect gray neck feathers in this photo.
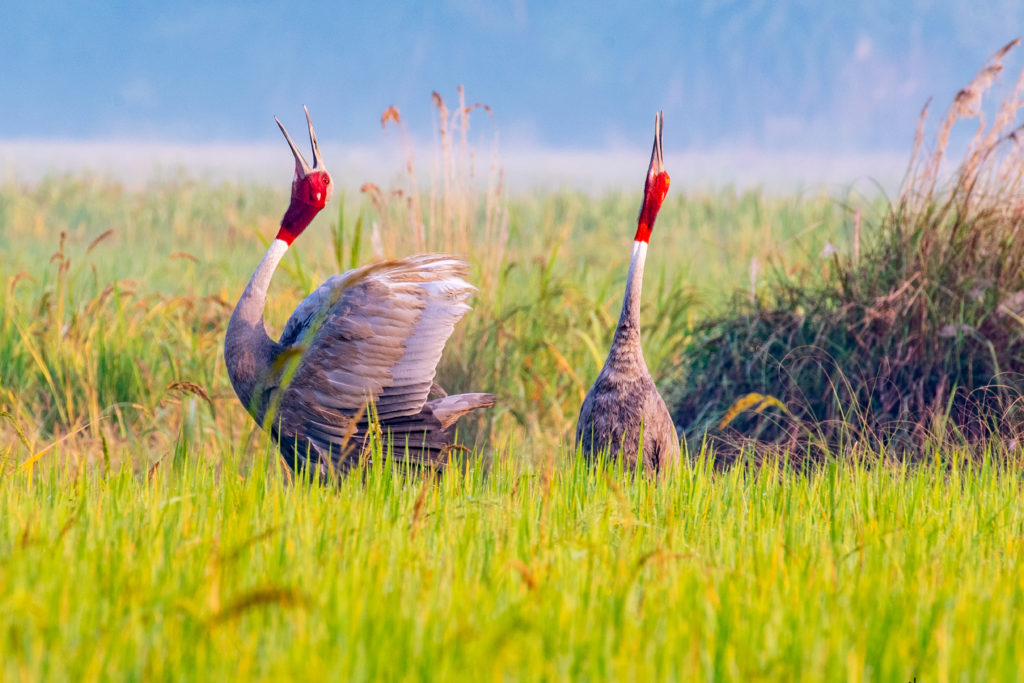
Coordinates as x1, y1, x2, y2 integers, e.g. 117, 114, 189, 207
225, 239, 289, 414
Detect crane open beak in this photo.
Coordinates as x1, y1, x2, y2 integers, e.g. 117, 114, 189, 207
646, 110, 665, 179
275, 105, 326, 179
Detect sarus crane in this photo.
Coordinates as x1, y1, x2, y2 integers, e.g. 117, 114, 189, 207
575, 111, 680, 474
225, 108, 495, 477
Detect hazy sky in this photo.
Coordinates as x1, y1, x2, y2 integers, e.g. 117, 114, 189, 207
2, 1, 1022, 186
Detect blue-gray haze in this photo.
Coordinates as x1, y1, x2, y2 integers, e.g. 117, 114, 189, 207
2, 0, 1021, 155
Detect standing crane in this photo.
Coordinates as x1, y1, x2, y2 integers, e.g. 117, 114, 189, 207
225, 108, 495, 477
575, 112, 680, 474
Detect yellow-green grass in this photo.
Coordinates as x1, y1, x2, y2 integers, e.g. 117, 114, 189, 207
2, 447, 1023, 680
2, 174, 1016, 682
0, 174, 861, 462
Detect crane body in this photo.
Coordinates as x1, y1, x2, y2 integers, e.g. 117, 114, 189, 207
225, 109, 494, 477
575, 112, 680, 474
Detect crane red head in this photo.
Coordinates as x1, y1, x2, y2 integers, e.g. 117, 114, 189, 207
634, 111, 670, 244
275, 106, 333, 245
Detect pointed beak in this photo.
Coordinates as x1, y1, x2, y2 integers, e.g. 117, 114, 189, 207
647, 110, 665, 178
303, 105, 325, 171
275, 106, 326, 178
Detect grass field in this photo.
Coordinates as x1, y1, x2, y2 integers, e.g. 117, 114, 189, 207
3, 447, 1024, 680
0, 155, 1021, 680
4, 171, 1019, 679
0, 171, 860, 456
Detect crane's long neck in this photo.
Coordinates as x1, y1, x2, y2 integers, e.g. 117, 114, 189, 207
225, 238, 289, 414
612, 240, 647, 350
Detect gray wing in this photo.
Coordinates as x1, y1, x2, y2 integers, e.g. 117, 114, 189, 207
642, 389, 681, 473
271, 255, 475, 453
279, 273, 352, 349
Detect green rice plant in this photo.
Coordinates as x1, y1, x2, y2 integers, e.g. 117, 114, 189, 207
1, 442, 1024, 680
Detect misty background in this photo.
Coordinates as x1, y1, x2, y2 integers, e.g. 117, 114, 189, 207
2, 1, 1021, 191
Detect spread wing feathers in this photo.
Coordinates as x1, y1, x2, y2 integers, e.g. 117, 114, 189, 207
274, 255, 475, 449
274, 403, 455, 476
427, 393, 497, 430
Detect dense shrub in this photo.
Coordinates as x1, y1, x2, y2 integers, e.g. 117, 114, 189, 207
670, 39, 1024, 456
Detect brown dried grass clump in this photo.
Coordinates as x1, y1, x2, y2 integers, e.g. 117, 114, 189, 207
670, 39, 1024, 458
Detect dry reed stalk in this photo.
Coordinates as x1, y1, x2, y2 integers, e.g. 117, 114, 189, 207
921, 39, 1020, 208
433, 91, 454, 251
373, 87, 508, 280
906, 98, 931, 188
480, 162, 509, 290
360, 183, 387, 232
456, 86, 471, 256
381, 106, 425, 252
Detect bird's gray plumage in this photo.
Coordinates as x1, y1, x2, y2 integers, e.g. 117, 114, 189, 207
225, 247, 495, 476
574, 240, 680, 474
